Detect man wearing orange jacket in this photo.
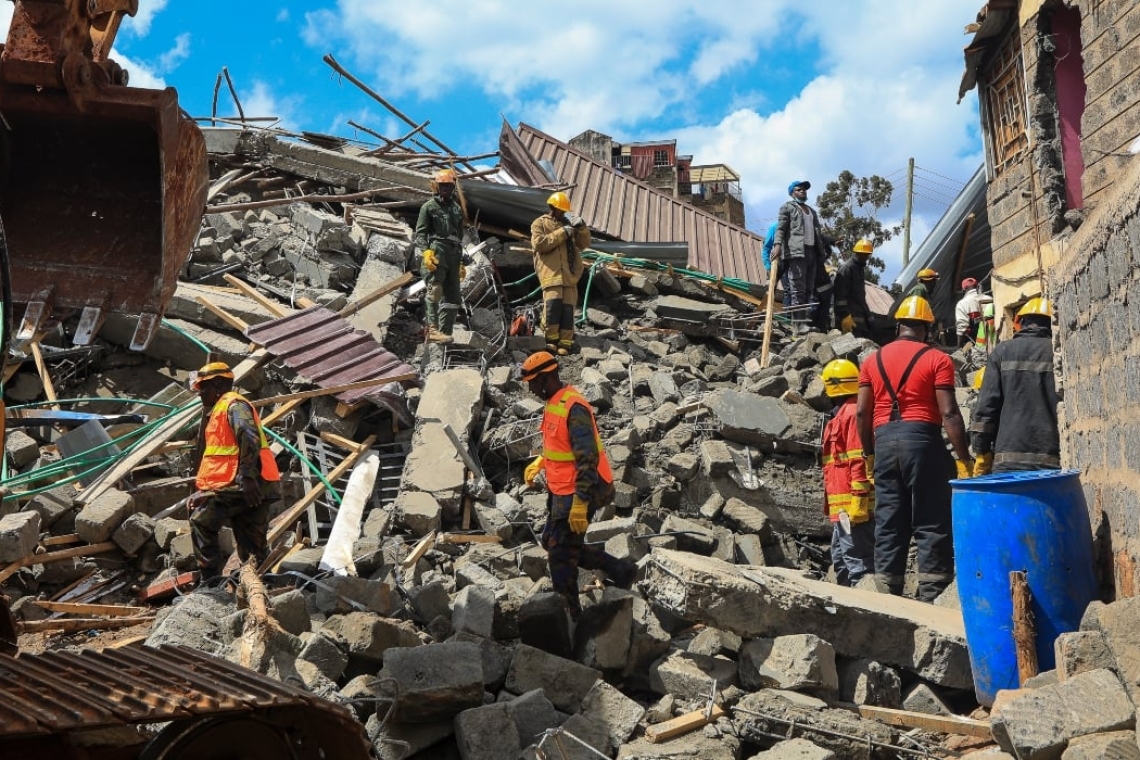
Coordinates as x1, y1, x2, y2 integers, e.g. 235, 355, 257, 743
820, 359, 875, 587
189, 362, 281, 578
520, 351, 636, 618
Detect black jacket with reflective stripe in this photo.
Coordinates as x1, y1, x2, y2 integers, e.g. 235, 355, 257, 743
970, 324, 1059, 464
833, 256, 870, 322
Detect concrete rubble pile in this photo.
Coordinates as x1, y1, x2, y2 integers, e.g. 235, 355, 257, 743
0, 130, 1032, 759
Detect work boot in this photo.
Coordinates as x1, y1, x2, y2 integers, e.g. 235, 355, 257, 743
428, 328, 453, 344
608, 559, 638, 590
557, 340, 574, 357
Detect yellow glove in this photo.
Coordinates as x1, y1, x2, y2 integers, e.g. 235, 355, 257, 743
864, 454, 875, 483
840, 314, 855, 333
423, 249, 438, 272
524, 455, 544, 487
569, 495, 590, 534
973, 452, 993, 477
847, 482, 874, 523
955, 458, 975, 479
459, 264, 467, 280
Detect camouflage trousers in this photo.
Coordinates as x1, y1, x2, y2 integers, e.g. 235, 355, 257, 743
189, 490, 270, 577
542, 510, 636, 618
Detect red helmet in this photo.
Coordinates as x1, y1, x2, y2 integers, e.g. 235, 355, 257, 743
961, 277, 978, 290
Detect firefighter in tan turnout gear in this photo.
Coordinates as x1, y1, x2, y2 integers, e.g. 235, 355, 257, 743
531, 191, 590, 356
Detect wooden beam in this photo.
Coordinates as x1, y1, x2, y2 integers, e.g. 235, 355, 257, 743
222, 273, 291, 317
760, 257, 780, 368
267, 436, 377, 544
319, 431, 362, 453
29, 341, 60, 410
1012, 570, 1039, 684
645, 705, 727, 743
33, 601, 149, 617
0, 542, 118, 585
250, 373, 417, 408
18, 616, 155, 634
261, 398, 303, 428
41, 534, 81, 547
836, 702, 992, 739
195, 295, 250, 333
401, 531, 437, 569
337, 271, 415, 318
438, 533, 502, 545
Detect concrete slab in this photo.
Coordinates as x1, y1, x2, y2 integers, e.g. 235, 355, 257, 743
380, 641, 485, 722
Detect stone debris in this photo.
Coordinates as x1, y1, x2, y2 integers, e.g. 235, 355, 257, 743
0, 122, 1042, 759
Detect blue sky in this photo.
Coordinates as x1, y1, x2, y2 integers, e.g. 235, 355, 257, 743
0, 0, 985, 282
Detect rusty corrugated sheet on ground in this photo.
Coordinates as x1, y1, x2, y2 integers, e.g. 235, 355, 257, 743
246, 306, 419, 405
0, 644, 363, 740
503, 122, 767, 287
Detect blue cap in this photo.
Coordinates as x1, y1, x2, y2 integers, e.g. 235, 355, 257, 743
788, 180, 810, 195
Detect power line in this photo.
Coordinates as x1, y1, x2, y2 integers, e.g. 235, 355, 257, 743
911, 172, 967, 195
914, 164, 970, 187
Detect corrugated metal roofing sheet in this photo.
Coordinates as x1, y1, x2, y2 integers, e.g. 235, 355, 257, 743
505, 123, 767, 287
245, 306, 419, 405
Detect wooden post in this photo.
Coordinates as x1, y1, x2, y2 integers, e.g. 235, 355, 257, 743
760, 256, 780, 368
1011, 570, 1039, 684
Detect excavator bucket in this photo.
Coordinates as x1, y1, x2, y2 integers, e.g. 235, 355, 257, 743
0, 0, 207, 350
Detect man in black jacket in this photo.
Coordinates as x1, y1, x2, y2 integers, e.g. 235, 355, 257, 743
834, 239, 874, 339
970, 297, 1060, 475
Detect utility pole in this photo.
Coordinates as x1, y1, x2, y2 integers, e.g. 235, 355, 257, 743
902, 157, 914, 268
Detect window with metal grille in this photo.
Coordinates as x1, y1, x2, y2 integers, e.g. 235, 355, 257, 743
653, 149, 670, 167
613, 154, 632, 170
983, 30, 1028, 176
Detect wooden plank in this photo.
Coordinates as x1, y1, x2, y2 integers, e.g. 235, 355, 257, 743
250, 373, 417, 408
760, 257, 780, 368
1012, 570, 1039, 684
42, 533, 81, 547
29, 341, 60, 410
837, 702, 992, 739
33, 601, 149, 617
18, 616, 155, 634
338, 271, 415, 318
335, 400, 369, 418
194, 294, 250, 332
267, 435, 377, 544
0, 542, 118, 585
401, 531, 437, 569
261, 398, 303, 428
438, 533, 502, 544
107, 634, 148, 649
319, 431, 362, 452
222, 273, 291, 317
645, 705, 727, 743
137, 571, 200, 602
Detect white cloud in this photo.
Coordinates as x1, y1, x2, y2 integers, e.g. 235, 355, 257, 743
114, 53, 166, 89
158, 32, 190, 73
124, 0, 169, 37
238, 81, 300, 133
277, 9, 290, 23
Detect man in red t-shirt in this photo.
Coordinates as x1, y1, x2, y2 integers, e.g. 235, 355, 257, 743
856, 296, 972, 601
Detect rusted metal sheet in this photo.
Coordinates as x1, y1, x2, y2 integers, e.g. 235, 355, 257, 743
0, 644, 364, 740
503, 123, 767, 287
245, 306, 419, 405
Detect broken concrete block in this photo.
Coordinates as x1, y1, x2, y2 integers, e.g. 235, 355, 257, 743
666, 452, 700, 481
577, 680, 645, 750
739, 634, 839, 694
628, 274, 659, 296
298, 631, 348, 681
704, 390, 791, 447
574, 589, 633, 671
472, 501, 514, 542
322, 611, 421, 666
689, 627, 742, 657
1054, 630, 1117, 682
506, 689, 565, 748
75, 487, 135, 544
506, 644, 601, 713
452, 584, 496, 638
28, 485, 75, 528
111, 512, 154, 555
649, 648, 737, 699
145, 589, 234, 650
648, 371, 680, 405
454, 701, 520, 759
643, 549, 972, 688
736, 533, 766, 565
837, 659, 902, 708
992, 668, 1136, 760
367, 715, 453, 760
1060, 731, 1140, 760
722, 497, 772, 541
6, 430, 40, 469
519, 592, 573, 659
736, 689, 894, 760
408, 580, 452, 623
660, 514, 716, 554
1078, 596, 1140, 691
0, 510, 40, 563
315, 576, 398, 616
753, 738, 837, 759
381, 641, 484, 722
902, 682, 953, 716
654, 294, 732, 328
395, 491, 442, 537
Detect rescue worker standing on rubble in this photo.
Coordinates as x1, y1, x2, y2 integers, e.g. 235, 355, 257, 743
821, 359, 875, 587
772, 180, 839, 335
189, 362, 281, 579
908, 269, 939, 300
833, 239, 875, 339
856, 297, 973, 602
520, 351, 636, 618
415, 168, 465, 344
955, 278, 983, 348
970, 297, 1060, 475
531, 192, 590, 356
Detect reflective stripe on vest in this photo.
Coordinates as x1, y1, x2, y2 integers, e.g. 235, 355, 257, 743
195, 391, 281, 490
541, 386, 613, 496
821, 447, 864, 466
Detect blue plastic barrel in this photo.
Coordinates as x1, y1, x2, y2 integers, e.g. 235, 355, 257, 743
951, 469, 1097, 706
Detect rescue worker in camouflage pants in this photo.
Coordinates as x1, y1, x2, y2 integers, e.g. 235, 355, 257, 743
415, 168, 465, 343
189, 362, 282, 578
531, 192, 589, 356
520, 351, 636, 618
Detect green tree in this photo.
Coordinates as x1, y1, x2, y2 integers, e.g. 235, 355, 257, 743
815, 170, 902, 284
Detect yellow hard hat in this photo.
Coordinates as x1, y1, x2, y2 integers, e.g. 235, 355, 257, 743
434, 168, 457, 185
821, 359, 860, 398
853, 239, 874, 255
1016, 297, 1053, 320
546, 191, 572, 213
519, 351, 559, 381
894, 295, 935, 324
917, 268, 939, 281
191, 361, 234, 390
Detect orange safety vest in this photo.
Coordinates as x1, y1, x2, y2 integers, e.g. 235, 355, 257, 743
541, 385, 613, 496
196, 391, 281, 491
